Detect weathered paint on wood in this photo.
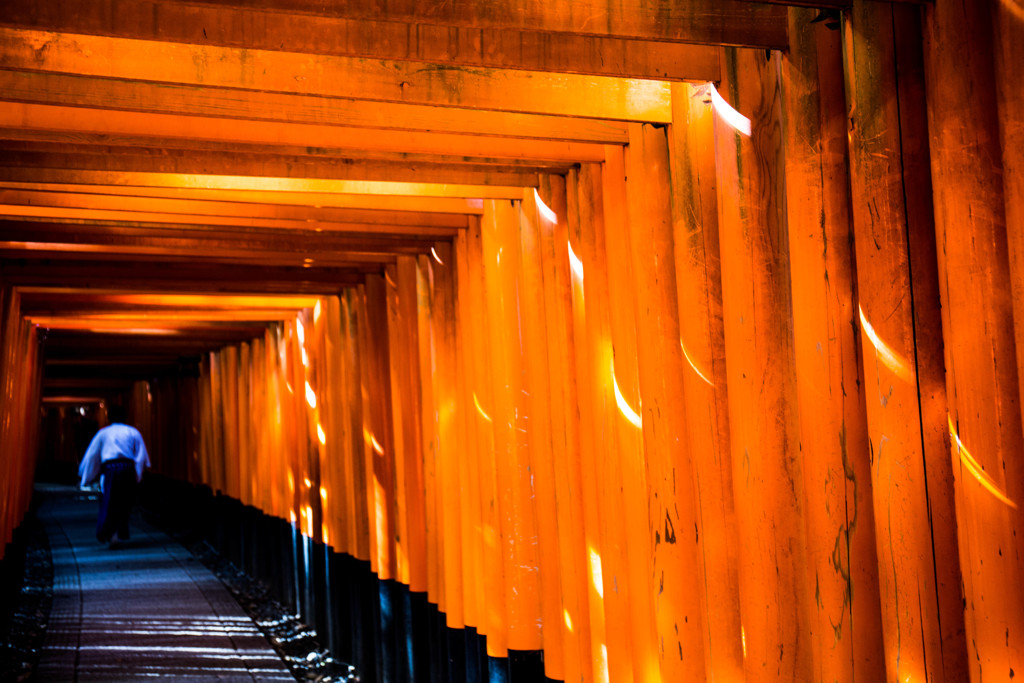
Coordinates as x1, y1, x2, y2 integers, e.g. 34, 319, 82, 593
843, 4, 968, 681
782, 10, 886, 683
922, 1, 1024, 680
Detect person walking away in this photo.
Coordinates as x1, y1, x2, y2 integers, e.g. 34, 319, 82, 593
78, 405, 151, 546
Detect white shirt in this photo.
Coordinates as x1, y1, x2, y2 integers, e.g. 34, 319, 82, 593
78, 423, 151, 487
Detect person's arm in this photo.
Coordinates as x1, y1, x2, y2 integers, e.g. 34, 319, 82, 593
79, 431, 103, 487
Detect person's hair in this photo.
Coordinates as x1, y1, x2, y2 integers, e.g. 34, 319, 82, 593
108, 405, 128, 424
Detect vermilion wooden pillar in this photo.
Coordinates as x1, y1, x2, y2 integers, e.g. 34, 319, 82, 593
601, 147, 654, 683
517, 187, 566, 681
666, 82, 744, 683
457, 215, 508, 656
0, 284, 18, 555
363, 275, 398, 581
782, 10, 885, 682
569, 164, 613, 683
715, 46, 813, 682
922, 1, 1024, 678
480, 198, 543, 653
843, 3, 968, 681
388, 257, 427, 591
537, 174, 593, 683
624, 122, 708, 682
997, 2, 1024, 444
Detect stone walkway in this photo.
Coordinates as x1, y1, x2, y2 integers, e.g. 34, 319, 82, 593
34, 485, 295, 682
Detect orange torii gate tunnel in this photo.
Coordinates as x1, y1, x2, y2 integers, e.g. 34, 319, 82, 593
1, 0, 1024, 681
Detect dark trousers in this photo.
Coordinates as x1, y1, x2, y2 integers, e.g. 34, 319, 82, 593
97, 459, 137, 543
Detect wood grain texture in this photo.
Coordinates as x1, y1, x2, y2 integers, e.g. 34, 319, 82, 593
782, 11, 885, 681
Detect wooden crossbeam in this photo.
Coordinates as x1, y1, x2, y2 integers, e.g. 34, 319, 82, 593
31, 310, 297, 322
0, 190, 469, 229
0, 99, 611, 165
0, 237, 402, 268
0, 0, 726, 79
0, 168, 528, 199
19, 289, 319, 308
0, 28, 673, 121
0, 204, 463, 239
42, 378, 138, 389
0, 257, 370, 291
0, 221, 439, 256
42, 328, 273, 341
106, 0, 788, 47
0, 137, 583, 173
0, 132, 551, 187
0, 151, 538, 188
0, 70, 629, 144
0, 182, 487, 214
40, 337, 270, 354
1, 242, 395, 269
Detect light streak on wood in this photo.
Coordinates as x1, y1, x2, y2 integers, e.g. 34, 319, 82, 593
708, 85, 751, 137
534, 189, 558, 224
610, 359, 642, 429
858, 305, 915, 383
473, 392, 493, 423
589, 547, 605, 599
568, 240, 585, 283
948, 415, 1018, 509
680, 338, 714, 387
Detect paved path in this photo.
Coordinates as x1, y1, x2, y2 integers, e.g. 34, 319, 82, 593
34, 485, 295, 682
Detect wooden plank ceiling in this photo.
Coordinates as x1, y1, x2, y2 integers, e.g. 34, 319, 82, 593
0, 0, 810, 400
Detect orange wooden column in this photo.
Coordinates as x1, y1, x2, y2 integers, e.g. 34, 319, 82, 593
922, 1, 1024, 678
284, 317, 310, 536
362, 275, 398, 580
518, 187, 566, 680
993, 5, 1024, 675
308, 302, 331, 547
424, 247, 466, 629
0, 283, 17, 555
666, 82, 744, 682
249, 335, 267, 513
782, 10, 885, 682
997, 0, 1024, 435
456, 218, 507, 655
222, 344, 241, 500
3, 312, 41, 552
538, 174, 593, 683
0, 285, 38, 557
265, 326, 288, 521
321, 296, 347, 553
341, 290, 371, 562
196, 355, 211, 488
600, 147, 653, 683
480, 198, 543, 653
237, 341, 254, 507
422, 241, 470, 628
415, 254, 441, 605
715, 46, 813, 682
388, 257, 428, 589
262, 329, 282, 520
842, 4, 968, 681
624, 122, 708, 682
568, 164, 612, 683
